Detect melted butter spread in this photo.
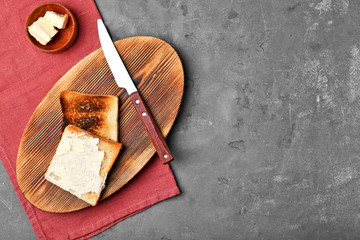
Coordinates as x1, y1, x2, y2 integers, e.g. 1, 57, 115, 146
47, 130, 105, 196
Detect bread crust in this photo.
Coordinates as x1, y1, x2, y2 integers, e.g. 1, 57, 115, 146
45, 125, 122, 206
60, 91, 119, 142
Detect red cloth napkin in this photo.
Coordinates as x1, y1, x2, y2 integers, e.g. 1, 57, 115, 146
0, 0, 180, 239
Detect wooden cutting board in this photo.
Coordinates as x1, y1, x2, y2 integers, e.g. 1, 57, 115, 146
16, 36, 184, 213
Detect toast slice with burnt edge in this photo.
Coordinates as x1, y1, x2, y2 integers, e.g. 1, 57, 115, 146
60, 90, 118, 141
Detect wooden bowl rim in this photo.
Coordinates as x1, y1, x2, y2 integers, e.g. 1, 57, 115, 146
25, 2, 78, 54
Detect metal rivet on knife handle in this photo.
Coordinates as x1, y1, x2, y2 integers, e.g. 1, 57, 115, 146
97, 19, 174, 164
129, 91, 174, 164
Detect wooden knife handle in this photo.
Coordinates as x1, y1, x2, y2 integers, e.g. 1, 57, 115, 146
129, 91, 174, 164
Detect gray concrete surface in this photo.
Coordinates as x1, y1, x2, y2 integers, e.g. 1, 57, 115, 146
3, 0, 360, 239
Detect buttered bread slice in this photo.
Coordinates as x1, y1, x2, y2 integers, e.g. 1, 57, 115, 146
60, 91, 118, 141
45, 125, 122, 206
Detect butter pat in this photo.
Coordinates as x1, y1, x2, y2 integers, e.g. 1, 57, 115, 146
45, 128, 105, 197
44, 11, 68, 29
28, 17, 58, 45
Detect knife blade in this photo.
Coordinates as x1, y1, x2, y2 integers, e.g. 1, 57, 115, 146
97, 19, 173, 164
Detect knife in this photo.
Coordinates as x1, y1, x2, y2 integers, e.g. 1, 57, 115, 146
97, 19, 173, 164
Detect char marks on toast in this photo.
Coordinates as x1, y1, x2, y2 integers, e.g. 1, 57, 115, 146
60, 91, 119, 141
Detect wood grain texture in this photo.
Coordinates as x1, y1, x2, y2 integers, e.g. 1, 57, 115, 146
16, 36, 184, 213
129, 91, 173, 164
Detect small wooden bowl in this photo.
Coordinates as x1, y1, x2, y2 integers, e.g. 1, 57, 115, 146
25, 3, 78, 54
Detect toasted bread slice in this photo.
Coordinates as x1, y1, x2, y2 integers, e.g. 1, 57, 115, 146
60, 90, 118, 141
45, 125, 122, 206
